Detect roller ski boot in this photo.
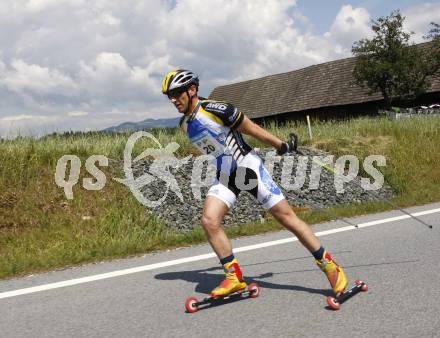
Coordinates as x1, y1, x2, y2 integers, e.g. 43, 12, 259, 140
185, 259, 260, 313
316, 251, 368, 310
316, 251, 348, 296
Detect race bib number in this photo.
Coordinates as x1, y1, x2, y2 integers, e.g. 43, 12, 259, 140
193, 132, 224, 158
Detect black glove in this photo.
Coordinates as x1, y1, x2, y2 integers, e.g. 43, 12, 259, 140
276, 132, 298, 155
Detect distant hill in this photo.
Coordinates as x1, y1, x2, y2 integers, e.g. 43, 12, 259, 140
103, 117, 181, 132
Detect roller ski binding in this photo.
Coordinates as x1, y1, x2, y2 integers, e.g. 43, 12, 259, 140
185, 282, 260, 313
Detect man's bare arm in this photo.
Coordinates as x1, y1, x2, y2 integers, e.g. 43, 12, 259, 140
236, 116, 283, 150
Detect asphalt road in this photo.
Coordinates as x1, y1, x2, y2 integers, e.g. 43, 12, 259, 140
1, 203, 440, 337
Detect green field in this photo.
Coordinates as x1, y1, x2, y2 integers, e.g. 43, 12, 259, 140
1, 116, 439, 279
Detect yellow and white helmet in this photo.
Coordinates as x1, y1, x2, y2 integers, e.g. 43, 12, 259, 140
162, 70, 199, 96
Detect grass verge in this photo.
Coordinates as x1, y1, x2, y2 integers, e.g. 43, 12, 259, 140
0, 116, 439, 279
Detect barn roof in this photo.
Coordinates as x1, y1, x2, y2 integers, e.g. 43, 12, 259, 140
208, 42, 440, 118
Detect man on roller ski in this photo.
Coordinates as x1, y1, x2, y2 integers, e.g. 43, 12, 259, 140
162, 69, 348, 299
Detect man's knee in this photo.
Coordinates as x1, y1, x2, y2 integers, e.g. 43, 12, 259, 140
201, 214, 221, 233
278, 211, 295, 225
272, 207, 299, 226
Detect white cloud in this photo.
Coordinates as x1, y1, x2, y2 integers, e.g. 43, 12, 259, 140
97, 12, 121, 27
1, 59, 77, 95
0, 113, 61, 139
0, 57, 5, 74
161, 0, 302, 79
67, 111, 88, 117
24, 0, 61, 12
0, 114, 51, 122
23, 0, 88, 13
76, 52, 158, 110
325, 5, 372, 54
0, 1, 436, 138
403, 3, 440, 43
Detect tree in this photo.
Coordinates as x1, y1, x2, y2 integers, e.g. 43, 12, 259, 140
424, 22, 440, 80
352, 11, 440, 108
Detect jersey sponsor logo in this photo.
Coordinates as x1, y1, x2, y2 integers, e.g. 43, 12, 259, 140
258, 162, 281, 195
261, 193, 273, 205
209, 188, 220, 195
206, 102, 227, 111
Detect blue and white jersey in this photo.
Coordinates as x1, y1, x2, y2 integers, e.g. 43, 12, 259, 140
180, 99, 285, 210
180, 99, 253, 174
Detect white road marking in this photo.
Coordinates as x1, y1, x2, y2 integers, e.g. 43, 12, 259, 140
0, 207, 438, 300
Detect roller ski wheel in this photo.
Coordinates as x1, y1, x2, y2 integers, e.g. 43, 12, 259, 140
184, 283, 261, 313
327, 296, 341, 310
326, 280, 368, 311
248, 282, 261, 298
185, 296, 199, 313
355, 279, 369, 292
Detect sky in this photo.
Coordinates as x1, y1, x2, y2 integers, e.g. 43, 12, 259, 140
0, 0, 439, 138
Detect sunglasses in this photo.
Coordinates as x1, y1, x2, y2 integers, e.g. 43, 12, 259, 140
167, 88, 186, 99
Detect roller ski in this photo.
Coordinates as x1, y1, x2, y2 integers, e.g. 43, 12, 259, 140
326, 279, 368, 310
185, 282, 260, 313
185, 258, 260, 313
316, 251, 368, 310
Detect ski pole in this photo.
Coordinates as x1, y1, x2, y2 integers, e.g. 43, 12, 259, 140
296, 147, 433, 230
295, 198, 359, 228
